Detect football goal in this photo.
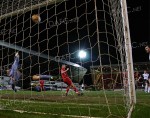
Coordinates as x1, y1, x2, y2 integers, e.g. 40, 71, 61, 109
0, 0, 135, 117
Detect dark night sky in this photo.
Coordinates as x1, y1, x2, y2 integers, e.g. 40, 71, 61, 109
127, 0, 149, 62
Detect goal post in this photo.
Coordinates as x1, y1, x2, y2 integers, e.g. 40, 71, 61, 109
120, 0, 136, 117
121, 0, 136, 104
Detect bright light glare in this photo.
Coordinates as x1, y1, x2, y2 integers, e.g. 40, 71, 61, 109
73, 64, 80, 67
78, 50, 87, 59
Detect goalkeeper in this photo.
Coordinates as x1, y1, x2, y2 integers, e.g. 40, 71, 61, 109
7, 52, 21, 92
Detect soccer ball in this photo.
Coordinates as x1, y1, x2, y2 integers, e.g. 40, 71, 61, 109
32, 14, 41, 23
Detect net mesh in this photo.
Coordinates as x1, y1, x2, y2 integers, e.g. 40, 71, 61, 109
0, 0, 134, 117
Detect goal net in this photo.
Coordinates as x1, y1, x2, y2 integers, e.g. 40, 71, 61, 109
0, 0, 135, 117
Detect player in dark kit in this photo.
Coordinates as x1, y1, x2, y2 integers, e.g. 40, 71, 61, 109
145, 43, 150, 61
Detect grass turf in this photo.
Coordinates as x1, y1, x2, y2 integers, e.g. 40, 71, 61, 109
0, 90, 149, 118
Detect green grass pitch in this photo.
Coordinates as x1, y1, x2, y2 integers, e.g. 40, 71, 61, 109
0, 90, 150, 118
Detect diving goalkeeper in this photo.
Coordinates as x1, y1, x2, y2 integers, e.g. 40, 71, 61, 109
7, 52, 21, 92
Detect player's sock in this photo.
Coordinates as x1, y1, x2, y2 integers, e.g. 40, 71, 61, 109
14, 88, 17, 92
73, 87, 78, 93
148, 87, 150, 93
66, 88, 69, 96
145, 85, 148, 92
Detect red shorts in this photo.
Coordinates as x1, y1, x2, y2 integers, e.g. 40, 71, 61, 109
63, 77, 72, 86
40, 84, 44, 88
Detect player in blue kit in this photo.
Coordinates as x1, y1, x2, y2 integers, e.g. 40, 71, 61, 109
7, 52, 21, 92
32, 74, 53, 80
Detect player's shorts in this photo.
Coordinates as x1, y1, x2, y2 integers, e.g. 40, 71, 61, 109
147, 79, 150, 85
63, 77, 72, 86
9, 70, 21, 81
144, 79, 149, 84
40, 85, 44, 88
